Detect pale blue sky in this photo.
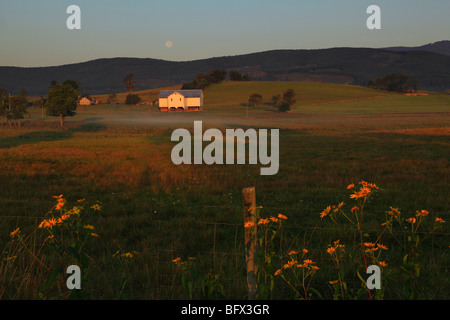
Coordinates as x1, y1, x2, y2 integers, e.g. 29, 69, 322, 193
0, 0, 449, 67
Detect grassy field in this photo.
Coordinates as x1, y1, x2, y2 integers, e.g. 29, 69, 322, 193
0, 81, 449, 300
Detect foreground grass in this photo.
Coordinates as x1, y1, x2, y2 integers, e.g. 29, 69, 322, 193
0, 82, 449, 299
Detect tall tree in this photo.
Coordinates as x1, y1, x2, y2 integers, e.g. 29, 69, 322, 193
282, 89, 296, 109
248, 93, 262, 107
9, 94, 28, 127
0, 88, 9, 126
63, 79, 81, 92
46, 83, 79, 126
123, 73, 136, 93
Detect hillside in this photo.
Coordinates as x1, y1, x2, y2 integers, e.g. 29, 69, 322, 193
1, 44, 450, 96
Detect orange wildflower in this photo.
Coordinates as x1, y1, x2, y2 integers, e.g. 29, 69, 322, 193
258, 218, 270, 225
244, 221, 255, 228
277, 214, 288, 220
407, 217, 416, 224
319, 206, 331, 219
347, 184, 355, 190
387, 207, 400, 216
55, 199, 66, 210
435, 217, 445, 223
303, 259, 313, 265
288, 250, 299, 256
274, 269, 282, 276
350, 191, 364, 199
333, 202, 345, 213
10, 228, 20, 238
283, 260, 297, 269
416, 210, 429, 217
329, 280, 339, 285
377, 243, 388, 250
38, 218, 58, 229
379, 261, 388, 267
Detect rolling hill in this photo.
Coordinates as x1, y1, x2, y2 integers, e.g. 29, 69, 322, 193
1, 42, 450, 96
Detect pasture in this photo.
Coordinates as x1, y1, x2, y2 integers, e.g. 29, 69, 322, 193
0, 81, 449, 299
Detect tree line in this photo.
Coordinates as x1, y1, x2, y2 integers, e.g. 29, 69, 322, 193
247, 89, 297, 113
182, 70, 250, 90
368, 73, 418, 93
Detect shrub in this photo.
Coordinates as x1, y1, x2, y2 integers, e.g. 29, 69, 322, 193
125, 94, 141, 105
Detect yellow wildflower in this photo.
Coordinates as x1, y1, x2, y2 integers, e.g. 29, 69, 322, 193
91, 204, 101, 211
121, 252, 133, 258
90, 233, 99, 237
84, 225, 95, 230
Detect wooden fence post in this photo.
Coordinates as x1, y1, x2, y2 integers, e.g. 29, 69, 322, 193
242, 186, 258, 300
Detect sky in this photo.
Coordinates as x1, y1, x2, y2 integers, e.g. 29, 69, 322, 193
0, 0, 449, 67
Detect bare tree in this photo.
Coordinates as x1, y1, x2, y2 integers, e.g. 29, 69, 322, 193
123, 73, 136, 93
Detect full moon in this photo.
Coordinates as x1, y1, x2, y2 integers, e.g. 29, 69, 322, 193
165, 41, 173, 48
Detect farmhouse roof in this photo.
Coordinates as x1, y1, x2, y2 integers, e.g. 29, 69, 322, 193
159, 90, 203, 98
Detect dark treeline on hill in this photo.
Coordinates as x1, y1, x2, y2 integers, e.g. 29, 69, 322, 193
181, 69, 250, 89
368, 73, 418, 93
181, 69, 227, 89
1, 42, 450, 95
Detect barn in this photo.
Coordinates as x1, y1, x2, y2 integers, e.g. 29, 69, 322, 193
79, 97, 92, 105
158, 90, 203, 111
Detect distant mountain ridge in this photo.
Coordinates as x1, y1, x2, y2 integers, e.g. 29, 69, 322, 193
384, 40, 450, 56
1, 41, 450, 96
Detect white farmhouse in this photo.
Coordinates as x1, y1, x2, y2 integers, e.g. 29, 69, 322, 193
158, 90, 203, 111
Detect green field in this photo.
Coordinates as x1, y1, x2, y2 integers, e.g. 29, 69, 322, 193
1, 81, 449, 300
